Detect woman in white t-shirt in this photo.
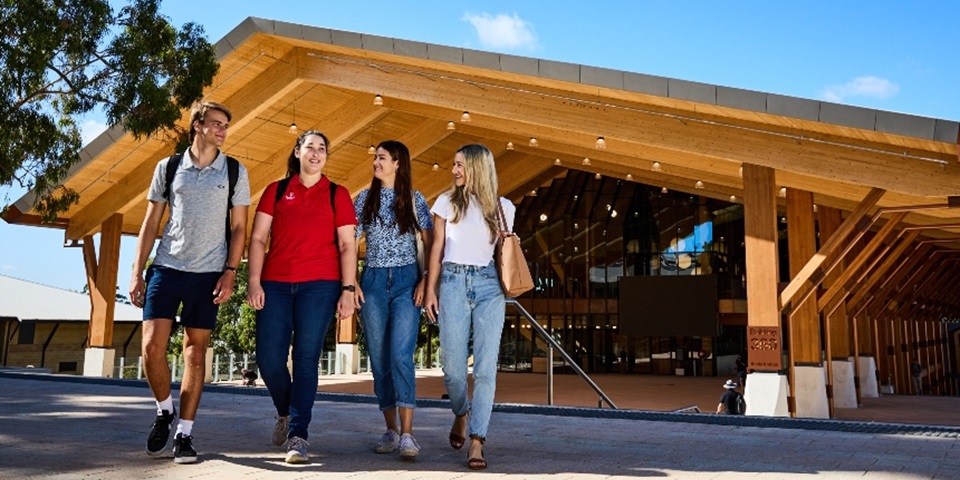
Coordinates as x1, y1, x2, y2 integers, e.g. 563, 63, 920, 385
424, 144, 514, 471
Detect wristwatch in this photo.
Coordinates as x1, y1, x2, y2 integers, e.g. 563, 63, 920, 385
341, 285, 356, 293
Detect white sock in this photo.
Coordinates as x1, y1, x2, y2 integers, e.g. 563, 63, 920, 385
177, 419, 194, 437
157, 396, 174, 415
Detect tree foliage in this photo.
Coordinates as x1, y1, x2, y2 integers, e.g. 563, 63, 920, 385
0, 0, 219, 220
212, 262, 257, 356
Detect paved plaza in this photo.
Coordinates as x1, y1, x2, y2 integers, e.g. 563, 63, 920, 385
0, 371, 958, 479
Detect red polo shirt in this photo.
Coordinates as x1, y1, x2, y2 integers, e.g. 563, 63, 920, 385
257, 175, 357, 282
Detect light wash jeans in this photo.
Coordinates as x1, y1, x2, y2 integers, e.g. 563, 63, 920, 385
359, 263, 421, 410
255, 280, 339, 440
438, 261, 505, 440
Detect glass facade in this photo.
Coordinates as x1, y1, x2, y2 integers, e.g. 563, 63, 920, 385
501, 171, 749, 375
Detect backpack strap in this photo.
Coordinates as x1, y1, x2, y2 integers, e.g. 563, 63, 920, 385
162, 153, 184, 200
274, 177, 292, 205
224, 156, 240, 245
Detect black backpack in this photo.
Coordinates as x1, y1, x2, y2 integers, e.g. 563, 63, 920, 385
734, 392, 747, 415
162, 153, 240, 245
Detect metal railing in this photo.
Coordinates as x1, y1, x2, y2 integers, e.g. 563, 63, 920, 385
507, 299, 617, 409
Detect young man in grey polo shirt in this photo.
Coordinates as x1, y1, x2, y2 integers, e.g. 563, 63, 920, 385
129, 101, 250, 464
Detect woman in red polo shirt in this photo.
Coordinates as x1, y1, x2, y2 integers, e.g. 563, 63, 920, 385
246, 130, 358, 464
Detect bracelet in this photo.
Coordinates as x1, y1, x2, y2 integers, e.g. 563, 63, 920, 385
223, 265, 237, 273
422, 271, 429, 278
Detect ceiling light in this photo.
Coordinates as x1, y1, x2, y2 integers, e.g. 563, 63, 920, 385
626, 174, 633, 181
661, 187, 668, 194
539, 214, 548, 222
373, 94, 383, 106
695, 180, 704, 189
651, 161, 662, 172
554, 158, 561, 166
447, 121, 455, 130
368, 145, 376, 155
610, 210, 618, 218
506, 141, 514, 150
288, 123, 298, 135
461, 111, 471, 122
729, 195, 737, 202
595, 136, 606, 149
779, 187, 787, 197
582, 157, 591, 166
813, 204, 819, 213
432, 163, 439, 171
530, 189, 537, 196
529, 137, 538, 147
595, 173, 602, 180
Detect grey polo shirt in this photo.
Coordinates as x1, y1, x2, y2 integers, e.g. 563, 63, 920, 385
147, 149, 251, 273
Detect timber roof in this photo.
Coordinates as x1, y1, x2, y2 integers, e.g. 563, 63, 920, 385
4, 16, 960, 242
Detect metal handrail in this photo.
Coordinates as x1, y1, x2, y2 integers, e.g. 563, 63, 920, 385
506, 299, 618, 409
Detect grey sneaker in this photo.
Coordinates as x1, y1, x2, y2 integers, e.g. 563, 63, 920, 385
285, 436, 309, 464
375, 429, 400, 453
272, 416, 290, 447
398, 433, 420, 460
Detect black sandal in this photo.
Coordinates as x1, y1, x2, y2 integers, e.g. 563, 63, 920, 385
448, 413, 468, 450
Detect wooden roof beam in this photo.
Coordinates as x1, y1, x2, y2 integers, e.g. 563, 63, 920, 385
65, 52, 303, 239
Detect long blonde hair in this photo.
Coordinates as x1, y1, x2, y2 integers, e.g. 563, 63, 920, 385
448, 144, 499, 243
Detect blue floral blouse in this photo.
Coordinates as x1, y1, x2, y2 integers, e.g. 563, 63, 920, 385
353, 188, 433, 268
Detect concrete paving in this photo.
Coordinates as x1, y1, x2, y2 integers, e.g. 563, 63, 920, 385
1, 371, 958, 479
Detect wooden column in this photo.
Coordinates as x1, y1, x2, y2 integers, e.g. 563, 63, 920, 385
86, 214, 123, 348
742, 164, 781, 371
818, 206, 852, 360
786, 189, 819, 364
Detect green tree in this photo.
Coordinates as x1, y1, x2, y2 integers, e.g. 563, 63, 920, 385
212, 262, 257, 356
1, 0, 219, 219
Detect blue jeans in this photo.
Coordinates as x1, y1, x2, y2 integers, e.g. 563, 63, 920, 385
359, 263, 421, 410
255, 280, 339, 440
438, 261, 505, 440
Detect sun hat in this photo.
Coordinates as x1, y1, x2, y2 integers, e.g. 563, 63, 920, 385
723, 379, 737, 389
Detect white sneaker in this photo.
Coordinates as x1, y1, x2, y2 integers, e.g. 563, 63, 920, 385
375, 429, 400, 453
398, 433, 420, 460
285, 436, 309, 464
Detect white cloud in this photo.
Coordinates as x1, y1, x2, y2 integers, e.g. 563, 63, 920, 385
462, 12, 539, 51
80, 118, 108, 146
819, 76, 899, 103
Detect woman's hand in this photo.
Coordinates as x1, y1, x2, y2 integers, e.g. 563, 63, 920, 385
355, 284, 365, 309
413, 275, 427, 307
424, 290, 439, 324
246, 281, 265, 310
338, 291, 357, 319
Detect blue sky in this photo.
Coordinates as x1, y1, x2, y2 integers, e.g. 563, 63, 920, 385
1, 0, 958, 293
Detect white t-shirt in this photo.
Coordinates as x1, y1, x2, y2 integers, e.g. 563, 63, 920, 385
431, 193, 516, 267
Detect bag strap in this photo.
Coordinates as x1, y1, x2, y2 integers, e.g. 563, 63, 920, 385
495, 198, 511, 235
162, 153, 184, 200
224, 156, 239, 246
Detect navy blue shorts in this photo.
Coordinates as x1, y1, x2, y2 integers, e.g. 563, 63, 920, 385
143, 266, 222, 330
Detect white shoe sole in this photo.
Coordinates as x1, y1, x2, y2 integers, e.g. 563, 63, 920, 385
285, 453, 309, 464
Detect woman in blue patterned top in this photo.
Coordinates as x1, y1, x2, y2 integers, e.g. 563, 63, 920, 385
353, 140, 434, 460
